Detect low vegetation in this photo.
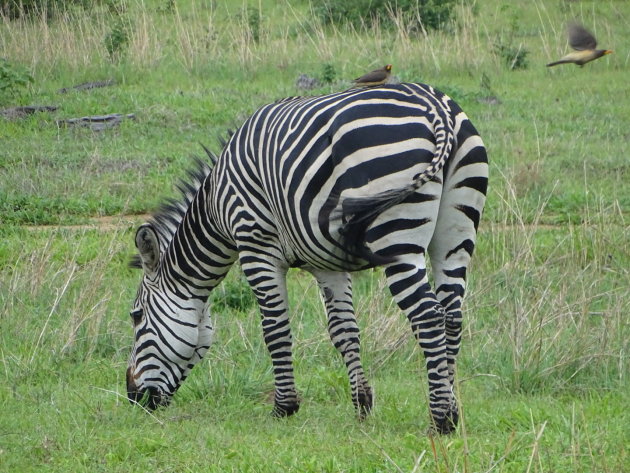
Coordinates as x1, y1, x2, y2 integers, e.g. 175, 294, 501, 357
1, 1, 628, 471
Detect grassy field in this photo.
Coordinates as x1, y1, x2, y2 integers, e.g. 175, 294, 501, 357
1, 1, 628, 471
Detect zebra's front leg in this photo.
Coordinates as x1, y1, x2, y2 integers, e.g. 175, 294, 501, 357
310, 269, 373, 419
385, 258, 457, 434
239, 254, 299, 417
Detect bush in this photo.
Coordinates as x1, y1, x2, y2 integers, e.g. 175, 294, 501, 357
314, 0, 460, 32
237, 6, 263, 43
0, 0, 95, 20
104, 17, 131, 61
0, 58, 33, 103
493, 41, 529, 70
492, 4, 529, 70
320, 63, 336, 84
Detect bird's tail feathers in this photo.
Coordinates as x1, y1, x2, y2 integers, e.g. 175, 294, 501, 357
546, 60, 568, 67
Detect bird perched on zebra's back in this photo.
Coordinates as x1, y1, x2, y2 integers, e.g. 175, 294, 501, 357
352, 64, 392, 87
546, 22, 612, 67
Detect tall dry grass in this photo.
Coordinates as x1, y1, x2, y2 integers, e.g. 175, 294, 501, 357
0, 1, 496, 80
464, 171, 628, 394
0, 227, 134, 375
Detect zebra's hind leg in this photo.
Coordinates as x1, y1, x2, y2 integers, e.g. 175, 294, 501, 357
428, 133, 487, 427
310, 269, 373, 418
239, 253, 299, 417
428, 235, 476, 428
384, 256, 456, 434
427, 208, 485, 429
427, 248, 467, 430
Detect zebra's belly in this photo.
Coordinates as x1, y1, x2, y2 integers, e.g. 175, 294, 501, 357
274, 179, 443, 272
275, 222, 371, 272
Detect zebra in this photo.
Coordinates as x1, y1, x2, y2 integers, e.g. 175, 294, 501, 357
126, 82, 488, 434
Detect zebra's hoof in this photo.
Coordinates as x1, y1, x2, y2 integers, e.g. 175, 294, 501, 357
272, 401, 300, 418
355, 385, 373, 420
429, 409, 459, 435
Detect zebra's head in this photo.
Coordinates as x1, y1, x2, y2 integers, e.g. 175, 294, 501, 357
126, 223, 214, 410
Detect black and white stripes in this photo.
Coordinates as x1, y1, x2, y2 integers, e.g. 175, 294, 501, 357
126, 83, 487, 433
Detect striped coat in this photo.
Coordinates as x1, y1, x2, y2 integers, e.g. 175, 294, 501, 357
127, 83, 488, 434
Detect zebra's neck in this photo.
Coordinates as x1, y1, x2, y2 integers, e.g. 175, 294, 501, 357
146, 161, 237, 300
161, 176, 237, 300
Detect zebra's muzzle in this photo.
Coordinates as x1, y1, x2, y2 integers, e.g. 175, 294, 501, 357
127, 385, 170, 410
127, 368, 170, 410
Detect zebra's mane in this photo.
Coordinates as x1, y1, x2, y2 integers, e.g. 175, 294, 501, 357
129, 145, 218, 269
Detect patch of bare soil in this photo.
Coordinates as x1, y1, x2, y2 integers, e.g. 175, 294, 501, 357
57, 79, 116, 94
24, 216, 625, 233
25, 214, 150, 232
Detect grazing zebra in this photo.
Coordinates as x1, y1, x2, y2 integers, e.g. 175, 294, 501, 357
126, 82, 488, 434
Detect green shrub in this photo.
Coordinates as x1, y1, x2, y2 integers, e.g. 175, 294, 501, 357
314, 0, 459, 32
238, 6, 263, 43
0, 58, 33, 102
492, 4, 529, 70
103, 0, 127, 15
2, 0, 49, 19
104, 18, 131, 61
493, 41, 529, 70
0, 0, 95, 20
156, 0, 175, 14
320, 63, 336, 84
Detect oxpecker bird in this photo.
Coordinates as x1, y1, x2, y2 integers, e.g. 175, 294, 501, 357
547, 22, 612, 67
352, 64, 393, 87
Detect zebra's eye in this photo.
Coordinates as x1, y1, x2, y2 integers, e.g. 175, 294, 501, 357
130, 309, 144, 324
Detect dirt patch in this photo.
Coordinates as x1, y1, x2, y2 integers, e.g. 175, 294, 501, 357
24, 215, 625, 233
57, 79, 116, 94
28, 217, 556, 234
25, 214, 150, 232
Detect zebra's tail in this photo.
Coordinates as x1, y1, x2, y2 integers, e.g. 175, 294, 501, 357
339, 98, 455, 265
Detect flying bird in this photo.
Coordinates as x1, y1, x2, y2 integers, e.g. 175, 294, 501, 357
546, 22, 612, 67
352, 64, 392, 87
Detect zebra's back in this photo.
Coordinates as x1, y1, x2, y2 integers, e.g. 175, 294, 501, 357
216, 83, 486, 270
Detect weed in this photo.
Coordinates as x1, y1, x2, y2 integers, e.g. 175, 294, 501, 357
510, 162, 543, 198
104, 17, 130, 61
494, 41, 530, 70
0, 58, 33, 103
492, 4, 530, 70
320, 63, 336, 84
156, 0, 175, 14
104, 0, 127, 16
238, 6, 262, 43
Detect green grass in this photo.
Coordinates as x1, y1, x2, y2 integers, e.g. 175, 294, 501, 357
1, 0, 629, 471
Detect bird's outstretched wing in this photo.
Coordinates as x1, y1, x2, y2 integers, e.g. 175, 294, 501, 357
568, 22, 597, 51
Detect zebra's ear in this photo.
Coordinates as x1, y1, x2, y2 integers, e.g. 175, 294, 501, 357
135, 224, 161, 273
